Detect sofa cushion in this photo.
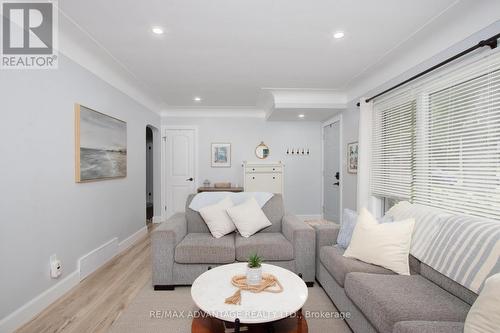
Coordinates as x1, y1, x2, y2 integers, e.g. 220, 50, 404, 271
235, 233, 293, 261
337, 208, 394, 249
344, 208, 415, 275
420, 263, 477, 305
259, 194, 284, 233
185, 195, 211, 233
227, 197, 272, 237
337, 209, 358, 249
199, 196, 236, 238
465, 273, 500, 333
393, 321, 465, 333
319, 245, 394, 287
175, 233, 235, 264
185, 193, 284, 233
344, 273, 470, 333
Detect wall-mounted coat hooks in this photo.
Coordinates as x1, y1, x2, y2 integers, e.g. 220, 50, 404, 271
286, 148, 310, 156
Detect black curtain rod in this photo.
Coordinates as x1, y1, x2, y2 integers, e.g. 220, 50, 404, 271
356, 32, 500, 107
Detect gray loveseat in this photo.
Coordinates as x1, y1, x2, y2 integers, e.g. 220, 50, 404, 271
152, 194, 316, 290
314, 203, 483, 333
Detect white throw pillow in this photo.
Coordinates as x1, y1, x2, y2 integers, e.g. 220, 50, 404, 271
226, 197, 272, 237
199, 197, 235, 238
343, 207, 415, 275
464, 273, 500, 333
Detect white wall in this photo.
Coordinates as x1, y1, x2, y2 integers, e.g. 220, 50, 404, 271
0, 55, 160, 323
347, 6, 500, 101
339, 108, 359, 211
162, 117, 322, 216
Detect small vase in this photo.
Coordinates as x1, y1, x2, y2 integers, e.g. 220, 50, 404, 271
246, 266, 262, 285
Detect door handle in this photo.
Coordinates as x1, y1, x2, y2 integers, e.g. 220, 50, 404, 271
333, 182, 340, 186
186, 177, 194, 182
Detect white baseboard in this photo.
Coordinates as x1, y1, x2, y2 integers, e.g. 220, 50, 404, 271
297, 214, 323, 221
0, 226, 148, 333
118, 226, 147, 252
78, 238, 118, 281
0, 270, 80, 333
152, 215, 164, 224
80, 225, 148, 281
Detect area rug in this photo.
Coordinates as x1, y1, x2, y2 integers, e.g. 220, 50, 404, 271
109, 280, 351, 333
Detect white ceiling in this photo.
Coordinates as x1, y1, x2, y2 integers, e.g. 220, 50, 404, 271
59, 0, 475, 111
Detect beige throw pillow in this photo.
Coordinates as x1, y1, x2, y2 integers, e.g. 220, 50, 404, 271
343, 207, 415, 275
226, 197, 272, 237
199, 197, 235, 238
465, 273, 500, 333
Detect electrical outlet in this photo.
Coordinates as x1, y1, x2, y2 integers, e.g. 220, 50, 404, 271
50, 254, 62, 279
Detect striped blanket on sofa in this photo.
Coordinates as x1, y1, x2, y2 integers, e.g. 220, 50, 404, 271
387, 201, 500, 293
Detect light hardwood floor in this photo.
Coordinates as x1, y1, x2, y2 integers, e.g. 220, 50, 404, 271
16, 224, 155, 333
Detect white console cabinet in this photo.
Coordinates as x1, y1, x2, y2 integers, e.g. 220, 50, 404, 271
243, 161, 284, 194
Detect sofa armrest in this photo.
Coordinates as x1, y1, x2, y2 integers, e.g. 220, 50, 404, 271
152, 213, 188, 287
313, 223, 340, 249
282, 215, 315, 283
312, 223, 340, 277
393, 321, 464, 333
154, 213, 188, 240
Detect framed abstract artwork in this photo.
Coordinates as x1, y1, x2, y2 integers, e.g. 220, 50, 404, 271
347, 142, 358, 174
211, 143, 231, 167
75, 104, 127, 182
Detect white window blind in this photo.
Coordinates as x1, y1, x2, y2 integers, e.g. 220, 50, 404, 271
413, 67, 500, 220
370, 51, 500, 220
371, 99, 416, 200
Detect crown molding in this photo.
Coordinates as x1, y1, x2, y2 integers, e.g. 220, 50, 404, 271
262, 88, 347, 109
56, 8, 164, 113
260, 88, 347, 121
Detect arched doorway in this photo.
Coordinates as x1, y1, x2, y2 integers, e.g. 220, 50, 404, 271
146, 126, 154, 223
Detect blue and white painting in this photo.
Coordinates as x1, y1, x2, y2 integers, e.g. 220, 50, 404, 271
76, 105, 127, 182
211, 143, 231, 167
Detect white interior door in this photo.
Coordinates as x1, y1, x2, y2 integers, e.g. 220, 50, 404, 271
165, 129, 196, 218
323, 121, 340, 222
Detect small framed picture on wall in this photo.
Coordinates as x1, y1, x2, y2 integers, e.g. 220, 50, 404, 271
347, 142, 358, 174
211, 143, 231, 167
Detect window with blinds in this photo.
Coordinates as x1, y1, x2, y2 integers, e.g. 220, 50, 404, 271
371, 100, 416, 200
370, 52, 500, 220
413, 68, 500, 220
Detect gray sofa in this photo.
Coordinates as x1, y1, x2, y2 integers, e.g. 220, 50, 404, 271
152, 194, 316, 289
314, 210, 480, 333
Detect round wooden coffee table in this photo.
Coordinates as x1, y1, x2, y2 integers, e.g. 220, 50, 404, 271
191, 263, 308, 332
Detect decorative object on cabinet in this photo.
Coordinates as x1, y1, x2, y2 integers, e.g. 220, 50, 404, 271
203, 179, 211, 187
214, 182, 232, 188
211, 143, 231, 167
197, 186, 243, 193
75, 104, 127, 182
243, 161, 284, 194
255, 141, 270, 159
347, 142, 358, 174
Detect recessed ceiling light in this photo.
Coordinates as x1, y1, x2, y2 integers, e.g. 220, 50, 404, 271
298, 114, 305, 118
151, 27, 164, 35
333, 31, 345, 39
193, 96, 202, 102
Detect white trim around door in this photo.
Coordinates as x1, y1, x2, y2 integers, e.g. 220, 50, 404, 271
321, 114, 343, 224
161, 125, 199, 221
